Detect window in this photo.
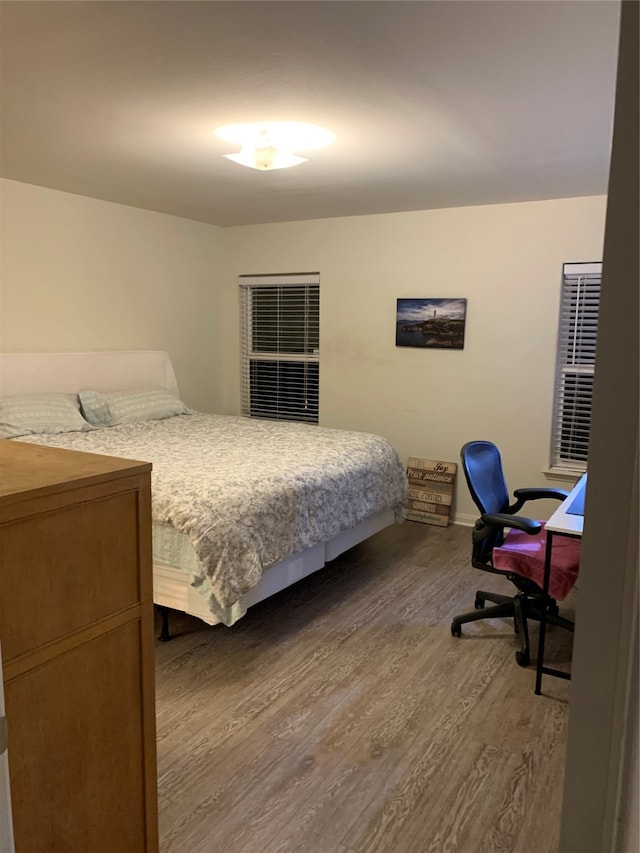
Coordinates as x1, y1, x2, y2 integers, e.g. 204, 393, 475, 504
239, 273, 319, 424
550, 262, 602, 470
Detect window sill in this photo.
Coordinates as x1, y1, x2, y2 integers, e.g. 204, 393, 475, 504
542, 467, 585, 482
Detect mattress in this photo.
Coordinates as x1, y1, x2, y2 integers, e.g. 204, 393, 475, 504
20, 412, 408, 624
153, 521, 203, 580
152, 521, 250, 625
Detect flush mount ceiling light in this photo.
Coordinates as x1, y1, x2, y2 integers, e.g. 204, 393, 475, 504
215, 121, 335, 171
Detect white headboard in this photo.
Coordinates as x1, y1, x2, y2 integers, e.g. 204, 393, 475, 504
0, 350, 179, 398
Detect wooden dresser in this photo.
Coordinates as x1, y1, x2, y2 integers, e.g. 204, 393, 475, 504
0, 439, 159, 853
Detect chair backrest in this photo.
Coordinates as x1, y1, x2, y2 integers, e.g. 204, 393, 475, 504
461, 441, 510, 565
461, 441, 510, 514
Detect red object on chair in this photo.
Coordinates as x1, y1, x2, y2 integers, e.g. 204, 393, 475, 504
493, 524, 581, 601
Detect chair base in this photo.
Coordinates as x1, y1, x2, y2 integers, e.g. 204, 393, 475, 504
450, 590, 573, 667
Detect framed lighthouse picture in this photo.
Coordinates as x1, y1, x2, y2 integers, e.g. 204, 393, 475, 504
395, 298, 467, 349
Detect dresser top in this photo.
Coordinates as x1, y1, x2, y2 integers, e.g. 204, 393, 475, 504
0, 439, 151, 504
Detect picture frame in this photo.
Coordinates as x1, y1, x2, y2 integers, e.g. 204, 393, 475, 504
396, 298, 467, 349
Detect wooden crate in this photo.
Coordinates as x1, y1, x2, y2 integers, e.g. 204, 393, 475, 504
404, 457, 457, 527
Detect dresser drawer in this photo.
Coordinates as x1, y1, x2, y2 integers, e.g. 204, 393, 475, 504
5, 620, 151, 853
0, 489, 142, 663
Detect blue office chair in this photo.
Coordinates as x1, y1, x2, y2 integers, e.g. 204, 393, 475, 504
451, 441, 579, 666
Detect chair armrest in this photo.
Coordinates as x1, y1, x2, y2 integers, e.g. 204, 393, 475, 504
480, 512, 542, 536
513, 487, 569, 502
511, 487, 569, 513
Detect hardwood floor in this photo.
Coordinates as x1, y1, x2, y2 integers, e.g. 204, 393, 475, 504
154, 521, 575, 853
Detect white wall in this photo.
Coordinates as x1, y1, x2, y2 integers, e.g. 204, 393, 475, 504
560, 2, 640, 848
0, 181, 607, 520
0, 179, 220, 410
218, 195, 607, 520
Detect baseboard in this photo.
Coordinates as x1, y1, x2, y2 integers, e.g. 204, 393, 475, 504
452, 512, 476, 527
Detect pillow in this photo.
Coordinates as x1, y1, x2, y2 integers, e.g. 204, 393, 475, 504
79, 388, 191, 427
0, 394, 92, 439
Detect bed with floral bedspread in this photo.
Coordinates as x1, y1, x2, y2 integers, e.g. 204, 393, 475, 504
21, 412, 407, 623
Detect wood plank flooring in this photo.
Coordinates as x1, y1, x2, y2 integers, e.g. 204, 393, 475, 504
154, 521, 575, 853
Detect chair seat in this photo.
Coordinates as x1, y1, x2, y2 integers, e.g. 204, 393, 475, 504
492, 523, 580, 601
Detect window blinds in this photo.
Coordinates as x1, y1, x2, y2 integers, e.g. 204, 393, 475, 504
239, 273, 320, 424
550, 262, 601, 470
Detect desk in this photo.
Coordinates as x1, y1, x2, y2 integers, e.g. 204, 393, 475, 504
534, 473, 586, 695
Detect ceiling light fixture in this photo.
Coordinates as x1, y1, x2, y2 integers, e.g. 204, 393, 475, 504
215, 121, 335, 171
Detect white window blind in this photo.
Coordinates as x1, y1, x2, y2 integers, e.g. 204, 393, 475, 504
239, 273, 320, 424
550, 262, 602, 470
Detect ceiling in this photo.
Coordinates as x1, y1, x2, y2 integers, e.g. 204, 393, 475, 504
0, 1, 621, 227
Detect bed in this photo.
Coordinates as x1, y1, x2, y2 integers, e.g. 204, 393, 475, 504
0, 350, 408, 629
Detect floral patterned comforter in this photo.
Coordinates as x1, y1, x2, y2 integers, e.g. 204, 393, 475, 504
20, 414, 407, 621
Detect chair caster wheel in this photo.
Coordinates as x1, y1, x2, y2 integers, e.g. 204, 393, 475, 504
474, 596, 485, 610
515, 651, 530, 667
451, 622, 462, 638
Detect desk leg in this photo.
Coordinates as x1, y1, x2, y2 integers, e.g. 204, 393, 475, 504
535, 530, 555, 695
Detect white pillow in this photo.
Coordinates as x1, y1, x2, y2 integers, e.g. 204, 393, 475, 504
0, 394, 92, 439
79, 388, 191, 427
